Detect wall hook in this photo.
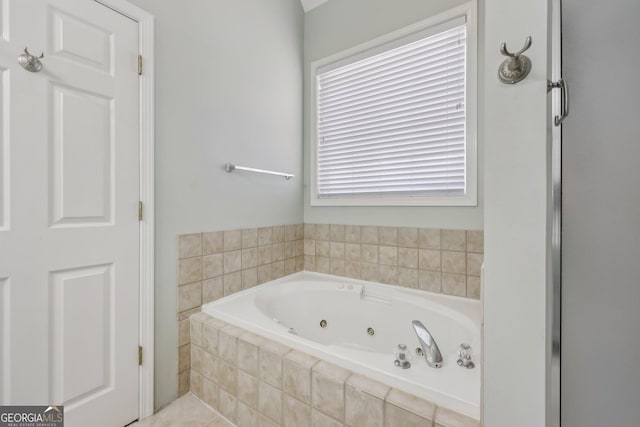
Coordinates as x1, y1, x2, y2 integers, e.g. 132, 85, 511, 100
498, 36, 532, 84
18, 47, 44, 73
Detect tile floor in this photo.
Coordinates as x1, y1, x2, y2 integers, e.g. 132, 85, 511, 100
130, 394, 232, 427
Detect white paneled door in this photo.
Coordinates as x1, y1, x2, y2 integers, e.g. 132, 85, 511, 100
0, 1, 140, 426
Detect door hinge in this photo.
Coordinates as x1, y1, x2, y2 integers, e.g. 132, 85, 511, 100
138, 346, 143, 366
138, 55, 143, 75
138, 201, 143, 221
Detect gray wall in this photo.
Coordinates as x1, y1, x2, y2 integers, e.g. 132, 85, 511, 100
303, 0, 483, 230
128, 0, 304, 410
562, 0, 640, 424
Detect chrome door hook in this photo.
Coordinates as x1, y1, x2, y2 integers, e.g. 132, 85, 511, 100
548, 78, 569, 126
498, 36, 532, 84
18, 47, 44, 72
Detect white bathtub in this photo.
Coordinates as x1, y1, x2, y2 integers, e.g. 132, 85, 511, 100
202, 271, 481, 419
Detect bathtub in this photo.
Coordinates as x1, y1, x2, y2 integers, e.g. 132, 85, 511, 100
202, 271, 481, 419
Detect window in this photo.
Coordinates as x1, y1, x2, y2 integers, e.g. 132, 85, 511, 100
310, 4, 476, 206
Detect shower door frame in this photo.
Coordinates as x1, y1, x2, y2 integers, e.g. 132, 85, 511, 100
547, 0, 562, 425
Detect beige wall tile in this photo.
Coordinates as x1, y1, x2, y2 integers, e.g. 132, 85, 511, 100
259, 381, 282, 424
311, 361, 351, 422
304, 239, 316, 256
330, 224, 345, 242
242, 247, 258, 269
257, 264, 272, 284
238, 332, 262, 376
316, 241, 330, 257
285, 241, 296, 259
258, 245, 273, 265
345, 225, 361, 243
442, 273, 467, 297
178, 233, 202, 259
203, 231, 224, 255
442, 251, 466, 274
379, 246, 397, 266
283, 351, 319, 404
361, 263, 379, 282
312, 409, 344, 427
238, 370, 259, 410
179, 282, 202, 312
258, 227, 273, 246
435, 407, 480, 427
178, 371, 190, 397
189, 313, 204, 346
285, 258, 296, 275
190, 370, 203, 399
315, 224, 330, 241
179, 344, 190, 373
203, 378, 219, 410
330, 259, 345, 276
419, 270, 442, 293
418, 249, 441, 271
385, 402, 432, 427
441, 229, 466, 251
304, 224, 316, 239
466, 253, 483, 276
296, 255, 305, 272
259, 340, 290, 388
178, 318, 190, 347
330, 242, 345, 259
237, 401, 259, 427
272, 243, 285, 262
344, 244, 361, 262
202, 352, 218, 383
361, 245, 379, 264
344, 261, 361, 280
224, 229, 242, 251
385, 389, 436, 425
283, 394, 311, 427
361, 226, 379, 244
296, 223, 305, 241
258, 414, 280, 427
379, 265, 398, 285
285, 224, 297, 242
398, 227, 418, 248
379, 226, 398, 246
219, 324, 243, 364
467, 276, 481, 299
398, 268, 419, 288
273, 226, 285, 243
219, 360, 238, 394
203, 254, 223, 279
305, 256, 317, 272
203, 277, 224, 303
345, 375, 389, 427
178, 257, 202, 285
243, 228, 258, 248
317, 257, 331, 274
466, 230, 484, 253
418, 228, 441, 249
272, 260, 285, 279
203, 317, 227, 356
243, 268, 258, 289
178, 307, 200, 321
398, 247, 418, 268
224, 250, 242, 273
223, 272, 242, 296
219, 388, 237, 424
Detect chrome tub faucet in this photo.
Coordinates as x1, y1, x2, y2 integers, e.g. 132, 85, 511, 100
412, 320, 443, 368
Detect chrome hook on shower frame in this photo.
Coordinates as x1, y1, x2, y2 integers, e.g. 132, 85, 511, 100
18, 47, 44, 72
498, 36, 532, 84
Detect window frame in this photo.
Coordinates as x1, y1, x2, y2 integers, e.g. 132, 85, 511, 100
309, 1, 477, 207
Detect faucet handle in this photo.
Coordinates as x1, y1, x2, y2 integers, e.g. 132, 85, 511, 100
394, 344, 411, 369
457, 343, 475, 369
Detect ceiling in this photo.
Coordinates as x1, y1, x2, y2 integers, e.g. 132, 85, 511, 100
300, 0, 329, 12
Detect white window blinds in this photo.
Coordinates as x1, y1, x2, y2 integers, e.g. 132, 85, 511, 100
315, 21, 467, 200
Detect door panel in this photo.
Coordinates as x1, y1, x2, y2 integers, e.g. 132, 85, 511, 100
0, 1, 140, 426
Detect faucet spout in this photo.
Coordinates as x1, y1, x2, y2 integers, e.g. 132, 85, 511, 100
412, 320, 443, 368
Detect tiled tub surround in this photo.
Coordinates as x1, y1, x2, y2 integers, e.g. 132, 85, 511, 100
177, 225, 305, 395
302, 225, 483, 300
189, 312, 479, 427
